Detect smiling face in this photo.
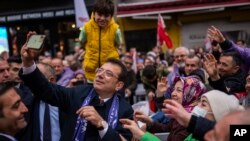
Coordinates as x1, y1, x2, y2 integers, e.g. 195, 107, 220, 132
94, 12, 112, 28
0, 88, 28, 135
51, 58, 64, 76
171, 81, 184, 104
174, 49, 188, 65
184, 57, 200, 75
217, 56, 239, 77
93, 62, 124, 97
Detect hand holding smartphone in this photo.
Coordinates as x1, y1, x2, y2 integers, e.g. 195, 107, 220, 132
27, 35, 46, 50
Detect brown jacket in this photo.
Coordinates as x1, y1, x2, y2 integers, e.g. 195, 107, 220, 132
148, 119, 189, 141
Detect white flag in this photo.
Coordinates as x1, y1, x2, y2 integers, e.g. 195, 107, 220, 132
74, 0, 89, 28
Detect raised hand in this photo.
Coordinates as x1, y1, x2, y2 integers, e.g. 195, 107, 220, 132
20, 31, 43, 67
203, 53, 220, 81
207, 26, 225, 43
156, 77, 168, 97
162, 99, 191, 127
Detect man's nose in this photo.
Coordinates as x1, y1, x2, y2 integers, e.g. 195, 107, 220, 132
4, 69, 10, 77
20, 102, 28, 113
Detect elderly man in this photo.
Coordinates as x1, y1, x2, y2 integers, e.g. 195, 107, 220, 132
165, 47, 189, 98
0, 82, 28, 141
51, 58, 74, 87
19, 32, 133, 141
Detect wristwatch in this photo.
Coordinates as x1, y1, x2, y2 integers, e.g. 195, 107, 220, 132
97, 120, 108, 130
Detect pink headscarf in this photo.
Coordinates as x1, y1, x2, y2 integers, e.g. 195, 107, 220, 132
173, 76, 206, 112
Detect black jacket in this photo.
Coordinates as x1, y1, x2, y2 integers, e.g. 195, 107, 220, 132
208, 70, 246, 94
187, 115, 216, 141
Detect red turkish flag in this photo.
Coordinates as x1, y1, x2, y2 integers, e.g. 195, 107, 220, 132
157, 14, 173, 49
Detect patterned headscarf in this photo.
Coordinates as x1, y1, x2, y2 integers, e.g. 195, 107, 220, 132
173, 76, 206, 112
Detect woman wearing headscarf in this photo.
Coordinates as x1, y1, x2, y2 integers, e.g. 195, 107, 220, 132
124, 76, 206, 141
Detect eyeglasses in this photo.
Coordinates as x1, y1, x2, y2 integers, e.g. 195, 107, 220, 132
124, 61, 133, 65
95, 68, 119, 79
174, 54, 186, 59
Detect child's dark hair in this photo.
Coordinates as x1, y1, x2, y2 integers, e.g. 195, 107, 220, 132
93, 0, 114, 17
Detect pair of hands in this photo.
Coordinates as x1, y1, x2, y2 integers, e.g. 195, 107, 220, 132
120, 100, 192, 140
119, 111, 152, 140
132, 100, 191, 128
203, 26, 227, 81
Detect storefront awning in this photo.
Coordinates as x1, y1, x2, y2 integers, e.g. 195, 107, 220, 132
117, 0, 250, 18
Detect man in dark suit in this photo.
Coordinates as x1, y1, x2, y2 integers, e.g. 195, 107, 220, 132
19, 32, 133, 141
0, 82, 29, 141
20, 63, 65, 141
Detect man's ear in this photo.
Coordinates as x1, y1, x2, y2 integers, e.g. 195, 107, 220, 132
233, 65, 240, 74
115, 81, 124, 91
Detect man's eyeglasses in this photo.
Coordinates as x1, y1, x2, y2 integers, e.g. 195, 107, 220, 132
95, 68, 119, 79
174, 54, 186, 59
124, 61, 133, 65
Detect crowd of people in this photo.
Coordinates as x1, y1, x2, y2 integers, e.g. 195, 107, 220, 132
0, 0, 250, 141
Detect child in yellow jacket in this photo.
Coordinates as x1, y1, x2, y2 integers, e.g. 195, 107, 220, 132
79, 0, 122, 83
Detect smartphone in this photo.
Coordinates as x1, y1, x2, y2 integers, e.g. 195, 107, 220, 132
27, 35, 46, 49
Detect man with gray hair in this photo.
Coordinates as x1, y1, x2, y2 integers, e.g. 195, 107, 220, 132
165, 47, 189, 98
